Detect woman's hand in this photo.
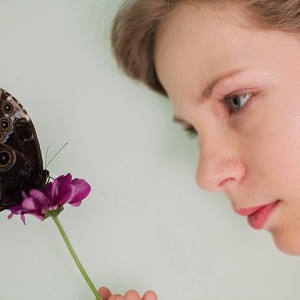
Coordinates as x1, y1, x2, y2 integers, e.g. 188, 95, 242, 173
98, 287, 157, 300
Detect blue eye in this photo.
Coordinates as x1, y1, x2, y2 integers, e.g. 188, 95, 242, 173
225, 93, 252, 112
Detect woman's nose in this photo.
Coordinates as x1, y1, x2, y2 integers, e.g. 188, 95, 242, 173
196, 148, 245, 193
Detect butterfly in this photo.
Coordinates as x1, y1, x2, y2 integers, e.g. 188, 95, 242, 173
0, 88, 48, 211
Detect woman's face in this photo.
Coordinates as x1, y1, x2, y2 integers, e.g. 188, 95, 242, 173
154, 4, 300, 255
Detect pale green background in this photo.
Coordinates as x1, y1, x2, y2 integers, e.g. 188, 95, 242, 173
0, 1, 299, 299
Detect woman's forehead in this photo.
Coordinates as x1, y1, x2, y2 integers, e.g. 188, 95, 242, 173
154, 3, 299, 107
155, 2, 249, 36
154, 5, 251, 92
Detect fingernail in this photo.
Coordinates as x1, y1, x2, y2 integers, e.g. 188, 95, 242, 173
115, 297, 124, 300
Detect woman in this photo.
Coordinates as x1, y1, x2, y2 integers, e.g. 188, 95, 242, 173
99, 1, 300, 299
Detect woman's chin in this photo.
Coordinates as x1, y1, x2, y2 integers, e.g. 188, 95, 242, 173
270, 227, 300, 255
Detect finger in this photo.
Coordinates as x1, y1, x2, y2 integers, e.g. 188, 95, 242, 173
124, 290, 141, 300
108, 295, 125, 300
142, 290, 158, 300
98, 287, 112, 300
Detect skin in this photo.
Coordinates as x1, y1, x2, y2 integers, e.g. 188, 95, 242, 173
98, 287, 157, 300
99, 2, 300, 298
154, 3, 300, 255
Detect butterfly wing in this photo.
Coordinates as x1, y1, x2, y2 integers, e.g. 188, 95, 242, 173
0, 89, 46, 210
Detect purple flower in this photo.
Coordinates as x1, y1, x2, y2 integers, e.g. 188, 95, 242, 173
8, 173, 91, 224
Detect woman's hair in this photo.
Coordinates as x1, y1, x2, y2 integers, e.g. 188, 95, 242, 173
111, 0, 300, 95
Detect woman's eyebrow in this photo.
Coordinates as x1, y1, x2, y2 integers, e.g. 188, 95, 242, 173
173, 68, 247, 124
200, 68, 245, 101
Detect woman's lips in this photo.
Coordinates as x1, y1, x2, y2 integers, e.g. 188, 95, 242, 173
236, 200, 280, 230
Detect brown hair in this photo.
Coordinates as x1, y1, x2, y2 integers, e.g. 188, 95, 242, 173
111, 0, 300, 96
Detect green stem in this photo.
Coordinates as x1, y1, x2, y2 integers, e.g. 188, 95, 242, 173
51, 215, 102, 300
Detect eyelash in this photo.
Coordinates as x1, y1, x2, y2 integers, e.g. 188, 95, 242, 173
184, 126, 197, 138
183, 93, 253, 138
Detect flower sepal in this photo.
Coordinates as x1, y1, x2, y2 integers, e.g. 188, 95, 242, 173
45, 206, 64, 219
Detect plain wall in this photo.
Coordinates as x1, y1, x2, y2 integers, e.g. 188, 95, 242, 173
0, 1, 299, 299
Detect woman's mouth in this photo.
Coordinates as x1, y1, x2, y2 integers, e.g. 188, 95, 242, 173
236, 200, 280, 230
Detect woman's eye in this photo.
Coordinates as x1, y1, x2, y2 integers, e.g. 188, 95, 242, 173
184, 125, 197, 138
224, 93, 252, 112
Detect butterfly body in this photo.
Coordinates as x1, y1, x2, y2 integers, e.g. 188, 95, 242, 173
0, 89, 47, 210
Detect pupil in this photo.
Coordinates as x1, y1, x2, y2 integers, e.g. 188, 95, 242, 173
232, 97, 240, 109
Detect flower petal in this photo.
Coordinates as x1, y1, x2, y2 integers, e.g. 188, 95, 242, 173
21, 214, 26, 224
8, 173, 91, 223
70, 178, 91, 206
54, 184, 75, 207
25, 191, 48, 209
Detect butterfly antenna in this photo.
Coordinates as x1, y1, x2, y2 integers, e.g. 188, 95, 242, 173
44, 146, 50, 170
45, 142, 68, 169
